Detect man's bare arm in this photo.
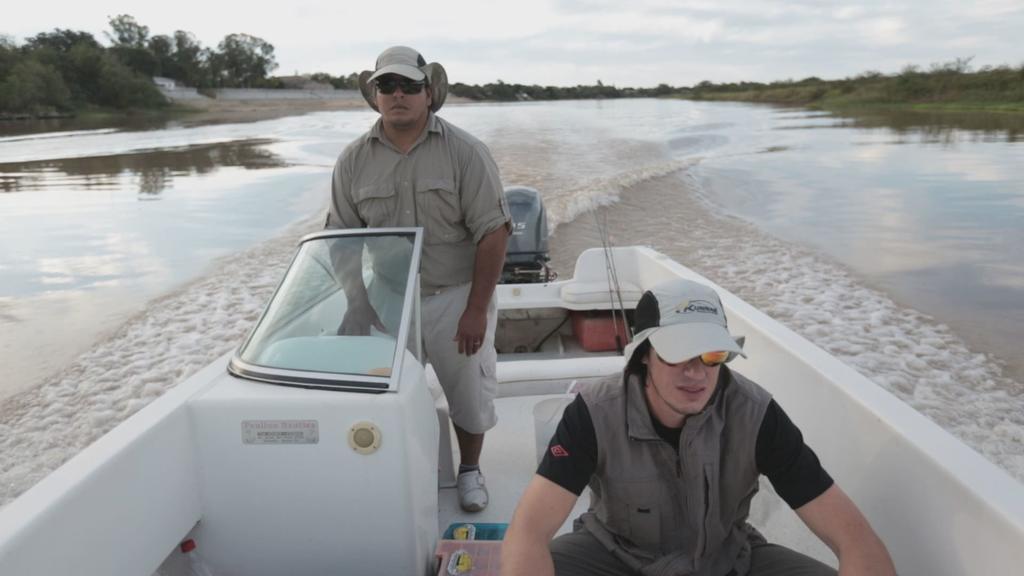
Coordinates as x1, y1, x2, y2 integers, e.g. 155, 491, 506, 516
455, 225, 509, 355
329, 240, 385, 335
501, 475, 578, 576
796, 484, 896, 575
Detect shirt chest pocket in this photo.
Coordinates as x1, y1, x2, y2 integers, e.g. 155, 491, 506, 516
415, 178, 467, 245
353, 183, 397, 227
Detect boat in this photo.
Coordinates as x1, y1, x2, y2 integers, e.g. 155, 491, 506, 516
1, 189, 1022, 575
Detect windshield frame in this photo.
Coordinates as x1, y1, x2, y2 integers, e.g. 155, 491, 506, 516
228, 228, 423, 393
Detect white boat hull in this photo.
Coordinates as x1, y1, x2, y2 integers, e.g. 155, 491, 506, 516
1, 245, 1022, 575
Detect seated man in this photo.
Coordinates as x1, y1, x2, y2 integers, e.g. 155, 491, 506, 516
501, 278, 896, 576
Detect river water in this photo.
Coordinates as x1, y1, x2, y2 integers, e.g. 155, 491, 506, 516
0, 99, 1022, 504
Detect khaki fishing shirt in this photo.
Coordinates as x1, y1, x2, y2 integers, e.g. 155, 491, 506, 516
327, 113, 509, 294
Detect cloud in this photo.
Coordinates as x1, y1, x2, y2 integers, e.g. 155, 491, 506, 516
860, 17, 910, 46
8, 0, 1024, 86
560, 11, 724, 42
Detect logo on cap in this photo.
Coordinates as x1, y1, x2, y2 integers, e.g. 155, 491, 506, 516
674, 299, 718, 315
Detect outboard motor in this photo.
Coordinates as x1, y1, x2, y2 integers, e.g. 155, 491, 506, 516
502, 186, 552, 283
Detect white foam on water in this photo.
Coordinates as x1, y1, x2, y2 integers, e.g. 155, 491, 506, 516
2, 104, 1021, 510
0, 156, 699, 506
0, 128, 120, 144
545, 164, 1023, 485
0, 111, 372, 165
543, 157, 697, 232
631, 169, 1024, 482
0, 215, 322, 506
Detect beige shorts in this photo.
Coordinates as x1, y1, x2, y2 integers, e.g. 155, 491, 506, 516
421, 283, 498, 434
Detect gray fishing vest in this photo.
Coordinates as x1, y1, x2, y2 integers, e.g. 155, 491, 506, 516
578, 367, 772, 576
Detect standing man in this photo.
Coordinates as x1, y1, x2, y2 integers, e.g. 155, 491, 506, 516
325, 46, 510, 513
502, 278, 897, 575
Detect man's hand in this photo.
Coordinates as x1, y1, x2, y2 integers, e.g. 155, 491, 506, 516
338, 298, 386, 336
455, 305, 488, 355
455, 225, 509, 356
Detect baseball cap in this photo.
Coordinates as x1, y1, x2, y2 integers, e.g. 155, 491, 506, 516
359, 46, 448, 112
623, 278, 746, 364
368, 46, 428, 82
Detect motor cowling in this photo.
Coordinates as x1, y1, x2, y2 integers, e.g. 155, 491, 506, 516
502, 186, 551, 284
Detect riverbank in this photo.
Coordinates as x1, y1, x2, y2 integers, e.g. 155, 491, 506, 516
0, 95, 482, 136
682, 62, 1024, 117
163, 97, 370, 125
686, 92, 1024, 115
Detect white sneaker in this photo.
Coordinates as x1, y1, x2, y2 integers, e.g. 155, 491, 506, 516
457, 469, 489, 512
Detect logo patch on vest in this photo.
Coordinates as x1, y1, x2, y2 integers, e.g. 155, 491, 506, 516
550, 444, 570, 458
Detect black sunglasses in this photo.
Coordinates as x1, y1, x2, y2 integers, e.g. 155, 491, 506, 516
375, 78, 426, 95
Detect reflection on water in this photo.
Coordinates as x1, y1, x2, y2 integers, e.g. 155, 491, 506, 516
1, 99, 1024, 495
689, 103, 1024, 387
1, 100, 1022, 400
0, 115, 168, 139
846, 108, 1024, 143
774, 106, 1024, 143
0, 108, 248, 139
0, 139, 287, 195
0, 116, 333, 400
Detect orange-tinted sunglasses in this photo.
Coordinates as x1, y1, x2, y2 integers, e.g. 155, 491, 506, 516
698, 351, 730, 366
656, 350, 729, 367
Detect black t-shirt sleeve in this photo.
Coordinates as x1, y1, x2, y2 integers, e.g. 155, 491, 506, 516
755, 400, 834, 509
536, 394, 598, 496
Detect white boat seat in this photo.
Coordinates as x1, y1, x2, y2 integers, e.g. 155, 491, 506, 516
560, 280, 643, 308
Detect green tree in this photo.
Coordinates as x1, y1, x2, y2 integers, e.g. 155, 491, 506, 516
486, 79, 516, 100
19, 29, 104, 104
0, 58, 71, 113
171, 31, 205, 87
148, 34, 175, 78
63, 40, 108, 102
93, 55, 166, 108
106, 14, 149, 48
202, 47, 225, 87
106, 14, 157, 76
24, 29, 101, 53
216, 33, 277, 87
0, 35, 19, 79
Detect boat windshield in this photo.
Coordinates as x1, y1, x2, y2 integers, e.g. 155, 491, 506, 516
230, 229, 422, 392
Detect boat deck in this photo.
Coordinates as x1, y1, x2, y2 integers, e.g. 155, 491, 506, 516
438, 394, 835, 568
438, 395, 589, 538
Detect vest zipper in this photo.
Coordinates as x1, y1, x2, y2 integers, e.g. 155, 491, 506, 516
701, 468, 711, 558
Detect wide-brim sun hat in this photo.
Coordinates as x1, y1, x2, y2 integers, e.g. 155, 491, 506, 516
623, 277, 746, 365
358, 45, 448, 113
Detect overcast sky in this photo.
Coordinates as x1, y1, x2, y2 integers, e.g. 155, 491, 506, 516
7, 1, 1024, 87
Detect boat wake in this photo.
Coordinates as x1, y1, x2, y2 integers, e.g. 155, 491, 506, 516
542, 158, 699, 232
2, 143, 1021, 510
550, 167, 1024, 484
0, 215, 322, 506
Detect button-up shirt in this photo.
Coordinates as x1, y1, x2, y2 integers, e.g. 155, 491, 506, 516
327, 113, 509, 293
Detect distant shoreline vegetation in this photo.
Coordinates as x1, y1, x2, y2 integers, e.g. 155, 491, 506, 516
2, 15, 1022, 120
0, 15, 278, 119
681, 58, 1024, 114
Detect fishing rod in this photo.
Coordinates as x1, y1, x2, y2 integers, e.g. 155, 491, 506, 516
594, 208, 631, 354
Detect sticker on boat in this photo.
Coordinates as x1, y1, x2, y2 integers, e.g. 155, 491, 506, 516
242, 420, 319, 444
